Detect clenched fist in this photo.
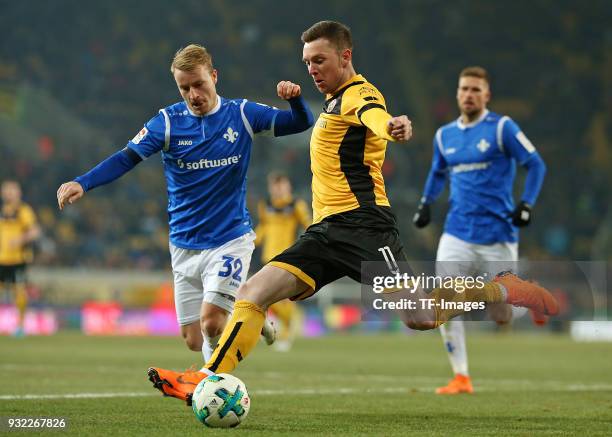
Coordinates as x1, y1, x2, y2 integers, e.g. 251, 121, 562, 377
386, 115, 412, 142
277, 81, 302, 100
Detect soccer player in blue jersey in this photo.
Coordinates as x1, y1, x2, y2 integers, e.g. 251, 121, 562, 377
413, 66, 547, 394
56, 44, 314, 365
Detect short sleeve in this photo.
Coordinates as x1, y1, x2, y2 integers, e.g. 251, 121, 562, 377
500, 117, 538, 164
241, 100, 281, 136
341, 85, 387, 126
127, 112, 166, 159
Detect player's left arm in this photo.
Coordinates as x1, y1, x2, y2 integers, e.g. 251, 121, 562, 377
242, 81, 314, 137
502, 118, 547, 226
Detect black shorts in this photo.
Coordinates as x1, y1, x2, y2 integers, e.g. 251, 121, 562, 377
0, 264, 27, 284
270, 208, 407, 300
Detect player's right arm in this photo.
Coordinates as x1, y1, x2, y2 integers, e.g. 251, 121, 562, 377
241, 81, 314, 138
57, 113, 165, 210
413, 131, 448, 228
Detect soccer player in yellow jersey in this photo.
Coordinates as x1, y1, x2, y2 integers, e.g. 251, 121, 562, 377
149, 21, 559, 404
255, 172, 311, 351
0, 181, 40, 337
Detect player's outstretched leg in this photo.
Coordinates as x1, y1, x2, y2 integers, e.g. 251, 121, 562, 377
148, 265, 307, 403
203, 265, 307, 374
147, 299, 265, 405
398, 271, 559, 329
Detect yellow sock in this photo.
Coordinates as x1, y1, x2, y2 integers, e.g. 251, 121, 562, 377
205, 300, 265, 373
430, 281, 504, 328
15, 285, 27, 328
269, 300, 296, 341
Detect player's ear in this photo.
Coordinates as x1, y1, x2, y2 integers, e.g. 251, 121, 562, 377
341, 48, 352, 66
211, 69, 218, 84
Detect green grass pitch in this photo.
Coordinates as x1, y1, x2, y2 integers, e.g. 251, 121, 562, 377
1, 331, 611, 436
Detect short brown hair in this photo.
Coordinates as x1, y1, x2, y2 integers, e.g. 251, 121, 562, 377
459, 66, 490, 85
301, 21, 353, 51
171, 44, 213, 73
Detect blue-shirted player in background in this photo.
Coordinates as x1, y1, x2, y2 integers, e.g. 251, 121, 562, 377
413, 66, 546, 394
57, 44, 314, 382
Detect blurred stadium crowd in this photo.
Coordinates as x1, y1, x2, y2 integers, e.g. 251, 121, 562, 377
0, 1, 610, 270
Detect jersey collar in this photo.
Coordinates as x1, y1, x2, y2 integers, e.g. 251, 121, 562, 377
456, 109, 489, 130
186, 95, 222, 117
326, 74, 365, 99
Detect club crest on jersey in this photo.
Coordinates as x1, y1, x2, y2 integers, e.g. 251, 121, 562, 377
131, 127, 148, 144
223, 127, 239, 143
476, 139, 491, 153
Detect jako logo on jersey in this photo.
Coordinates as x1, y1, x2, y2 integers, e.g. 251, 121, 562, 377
177, 154, 242, 170
177, 140, 193, 146
223, 127, 239, 143
477, 139, 491, 153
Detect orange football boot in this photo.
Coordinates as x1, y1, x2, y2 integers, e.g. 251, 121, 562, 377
147, 367, 207, 406
435, 374, 474, 395
494, 271, 559, 316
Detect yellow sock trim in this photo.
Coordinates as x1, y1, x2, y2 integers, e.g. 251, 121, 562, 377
205, 300, 265, 374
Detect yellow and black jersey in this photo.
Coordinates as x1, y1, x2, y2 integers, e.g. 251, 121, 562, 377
0, 202, 37, 266
255, 197, 311, 263
310, 74, 396, 225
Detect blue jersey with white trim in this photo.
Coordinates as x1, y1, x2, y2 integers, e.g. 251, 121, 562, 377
426, 110, 541, 244
128, 96, 279, 249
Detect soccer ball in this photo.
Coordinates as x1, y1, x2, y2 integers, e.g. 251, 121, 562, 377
191, 373, 250, 428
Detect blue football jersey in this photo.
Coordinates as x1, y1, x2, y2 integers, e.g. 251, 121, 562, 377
424, 110, 542, 244
128, 96, 279, 249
